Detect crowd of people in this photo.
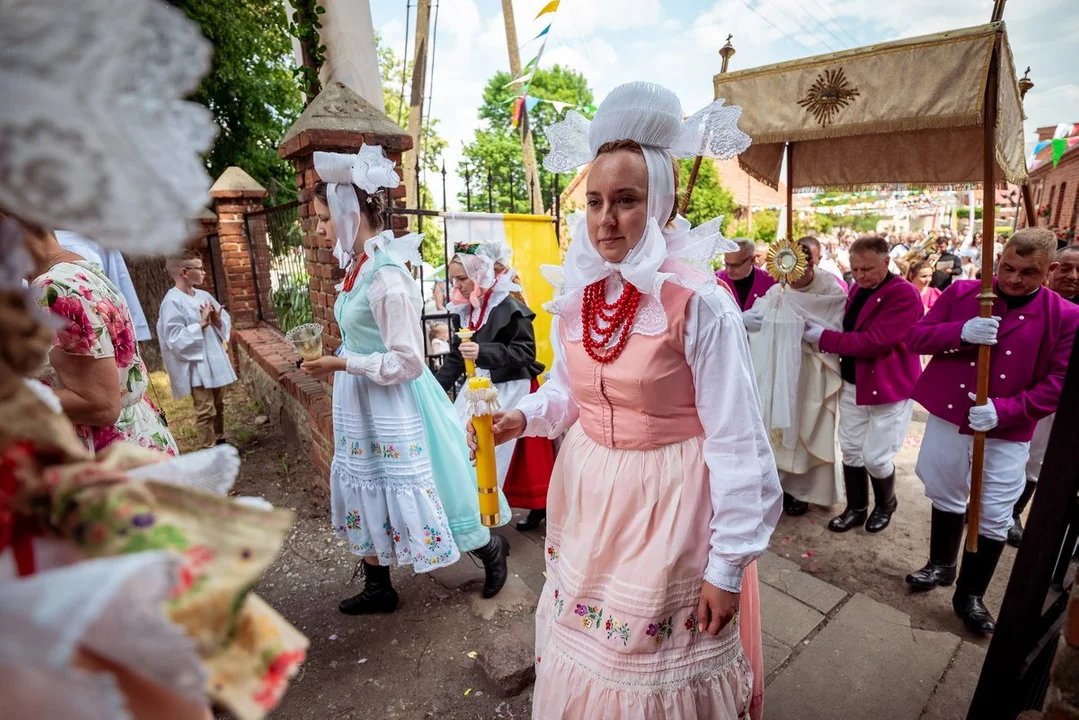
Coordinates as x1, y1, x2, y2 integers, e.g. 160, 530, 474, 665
727, 224, 1079, 641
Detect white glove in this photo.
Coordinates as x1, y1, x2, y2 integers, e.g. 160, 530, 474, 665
803, 322, 825, 347
967, 392, 999, 432
961, 316, 1001, 345
742, 309, 763, 333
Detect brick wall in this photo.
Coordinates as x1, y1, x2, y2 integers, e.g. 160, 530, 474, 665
1022, 152, 1079, 237
232, 326, 335, 481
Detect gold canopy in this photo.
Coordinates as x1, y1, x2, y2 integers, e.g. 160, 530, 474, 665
714, 22, 1028, 191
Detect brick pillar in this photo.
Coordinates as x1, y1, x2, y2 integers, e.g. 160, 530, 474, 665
278, 81, 412, 353
185, 209, 220, 294
209, 167, 268, 329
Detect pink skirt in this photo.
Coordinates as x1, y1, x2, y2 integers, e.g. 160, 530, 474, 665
534, 424, 760, 719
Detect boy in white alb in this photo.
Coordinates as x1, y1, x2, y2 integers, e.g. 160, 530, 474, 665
158, 250, 237, 448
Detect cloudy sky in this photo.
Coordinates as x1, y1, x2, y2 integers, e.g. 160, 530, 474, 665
371, 0, 1076, 206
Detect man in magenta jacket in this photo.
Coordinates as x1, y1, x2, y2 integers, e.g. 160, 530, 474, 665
904, 229, 1079, 636
717, 238, 776, 312
803, 236, 923, 536
1008, 245, 1079, 547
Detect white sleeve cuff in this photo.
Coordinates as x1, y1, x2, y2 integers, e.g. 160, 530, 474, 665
703, 561, 745, 594
345, 354, 372, 377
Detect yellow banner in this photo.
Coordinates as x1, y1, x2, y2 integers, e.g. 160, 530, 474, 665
503, 214, 560, 374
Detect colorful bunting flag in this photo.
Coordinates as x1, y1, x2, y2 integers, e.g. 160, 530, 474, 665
1053, 123, 1075, 139
1052, 137, 1067, 167
533, 24, 551, 40
535, 0, 560, 19
525, 96, 541, 112
503, 72, 534, 88
512, 96, 525, 127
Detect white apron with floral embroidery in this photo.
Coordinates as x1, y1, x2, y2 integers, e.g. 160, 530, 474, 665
329, 250, 509, 571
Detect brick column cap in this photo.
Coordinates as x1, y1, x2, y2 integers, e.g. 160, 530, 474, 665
278, 81, 412, 160
210, 167, 268, 199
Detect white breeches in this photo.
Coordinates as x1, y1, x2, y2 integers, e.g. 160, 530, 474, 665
1025, 413, 1054, 485
916, 414, 1031, 542
837, 385, 913, 479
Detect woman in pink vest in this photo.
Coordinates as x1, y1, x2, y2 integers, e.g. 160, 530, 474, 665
471, 82, 782, 719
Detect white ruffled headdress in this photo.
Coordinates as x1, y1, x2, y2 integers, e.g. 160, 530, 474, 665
0, 0, 219, 256
313, 145, 402, 268
541, 81, 751, 341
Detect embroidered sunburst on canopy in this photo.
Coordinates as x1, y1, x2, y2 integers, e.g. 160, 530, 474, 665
714, 22, 1028, 191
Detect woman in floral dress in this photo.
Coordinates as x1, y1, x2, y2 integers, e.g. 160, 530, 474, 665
26, 226, 178, 456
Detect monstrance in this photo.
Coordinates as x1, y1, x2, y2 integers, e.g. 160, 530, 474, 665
764, 239, 808, 286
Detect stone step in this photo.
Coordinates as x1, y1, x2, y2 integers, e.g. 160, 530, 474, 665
765, 593, 961, 720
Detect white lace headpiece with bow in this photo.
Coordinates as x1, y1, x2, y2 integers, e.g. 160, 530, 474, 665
0, 0, 219, 257
541, 81, 752, 342
314, 145, 401, 268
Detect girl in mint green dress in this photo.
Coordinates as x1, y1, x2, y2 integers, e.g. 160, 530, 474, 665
300, 147, 509, 615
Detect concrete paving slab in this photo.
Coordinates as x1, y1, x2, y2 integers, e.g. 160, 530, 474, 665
766, 593, 961, 720
919, 641, 986, 720
429, 558, 485, 590
495, 526, 548, 594
759, 581, 825, 649
468, 574, 538, 621
758, 551, 848, 615
762, 631, 792, 677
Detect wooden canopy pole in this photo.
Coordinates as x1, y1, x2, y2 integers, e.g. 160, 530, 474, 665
680, 36, 736, 216
967, 32, 1001, 554
786, 143, 794, 240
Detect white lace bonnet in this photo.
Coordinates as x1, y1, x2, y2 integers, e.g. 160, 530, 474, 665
313, 145, 401, 268
0, 0, 218, 257
543, 81, 751, 296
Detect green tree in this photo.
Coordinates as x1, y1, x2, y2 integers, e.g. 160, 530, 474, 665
459, 66, 595, 213
170, 0, 304, 204
679, 159, 738, 234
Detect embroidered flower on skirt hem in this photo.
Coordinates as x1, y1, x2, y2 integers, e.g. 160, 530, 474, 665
330, 461, 460, 572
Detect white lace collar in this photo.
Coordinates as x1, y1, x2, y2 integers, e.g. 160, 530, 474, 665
336, 231, 423, 291
545, 214, 735, 344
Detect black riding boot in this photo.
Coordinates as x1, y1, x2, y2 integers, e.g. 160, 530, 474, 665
338, 561, 399, 615
952, 535, 1005, 636
1007, 481, 1037, 548
907, 508, 965, 591
471, 534, 510, 598
516, 508, 547, 532
865, 472, 898, 533
783, 492, 809, 517
829, 465, 869, 532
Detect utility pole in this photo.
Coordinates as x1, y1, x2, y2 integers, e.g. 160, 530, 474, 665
501, 0, 544, 214
404, 0, 431, 220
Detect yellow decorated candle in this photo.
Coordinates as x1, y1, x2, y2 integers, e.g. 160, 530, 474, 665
457, 329, 476, 376
465, 376, 500, 527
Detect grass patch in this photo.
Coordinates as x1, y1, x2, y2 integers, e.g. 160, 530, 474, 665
149, 371, 260, 454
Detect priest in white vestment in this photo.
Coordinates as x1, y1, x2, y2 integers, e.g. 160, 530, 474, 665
743, 237, 847, 515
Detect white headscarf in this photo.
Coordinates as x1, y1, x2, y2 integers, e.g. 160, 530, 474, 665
448, 241, 522, 331
543, 81, 750, 298
313, 145, 401, 268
